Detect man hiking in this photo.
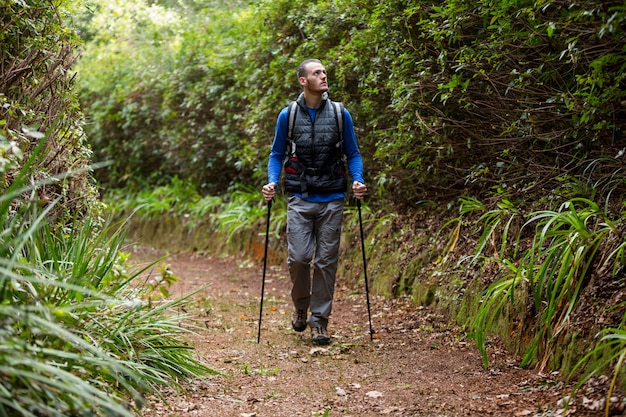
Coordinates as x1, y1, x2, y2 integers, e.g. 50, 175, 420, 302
262, 58, 367, 345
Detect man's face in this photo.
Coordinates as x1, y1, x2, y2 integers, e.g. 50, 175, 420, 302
300, 62, 328, 93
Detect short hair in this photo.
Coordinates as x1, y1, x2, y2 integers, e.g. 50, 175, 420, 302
297, 59, 322, 79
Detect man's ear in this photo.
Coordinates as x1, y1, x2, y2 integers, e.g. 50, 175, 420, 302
298, 76, 307, 88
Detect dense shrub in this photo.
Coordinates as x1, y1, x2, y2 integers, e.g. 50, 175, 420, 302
0, 0, 101, 222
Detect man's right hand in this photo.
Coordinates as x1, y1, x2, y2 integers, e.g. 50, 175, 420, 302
262, 183, 276, 202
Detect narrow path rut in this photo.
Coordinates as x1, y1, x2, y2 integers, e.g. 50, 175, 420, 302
132, 248, 605, 417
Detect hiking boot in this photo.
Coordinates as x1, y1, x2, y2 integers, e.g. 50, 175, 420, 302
311, 326, 330, 345
291, 309, 307, 332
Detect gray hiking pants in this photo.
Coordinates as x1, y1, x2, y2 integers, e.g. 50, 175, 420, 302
286, 195, 344, 328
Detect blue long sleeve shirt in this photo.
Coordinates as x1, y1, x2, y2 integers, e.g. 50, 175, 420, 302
267, 105, 364, 203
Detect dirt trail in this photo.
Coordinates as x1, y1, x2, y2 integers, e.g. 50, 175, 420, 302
132, 248, 607, 417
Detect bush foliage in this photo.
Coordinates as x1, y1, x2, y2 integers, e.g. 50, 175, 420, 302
1, 0, 101, 221
77, 0, 625, 210
0, 141, 215, 415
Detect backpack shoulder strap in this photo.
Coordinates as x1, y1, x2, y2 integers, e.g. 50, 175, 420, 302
332, 101, 344, 138
332, 101, 345, 155
286, 101, 298, 157
287, 101, 298, 140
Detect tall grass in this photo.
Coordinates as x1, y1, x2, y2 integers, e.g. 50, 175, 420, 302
0, 154, 215, 415
472, 259, 523, 368
470, 197, 622, 371
106, 176, 205, 222
457, 196, 521, 265
568, 327, 626, 416
520, 199, 614, 369
106, 181, 289, 242
215, 185, 284, 243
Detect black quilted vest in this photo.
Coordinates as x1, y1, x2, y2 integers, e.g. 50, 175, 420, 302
283, 94, 347, 196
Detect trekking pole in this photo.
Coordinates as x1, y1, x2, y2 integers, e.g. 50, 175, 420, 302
357, 199, 374, 341
257, 200, 272, 344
